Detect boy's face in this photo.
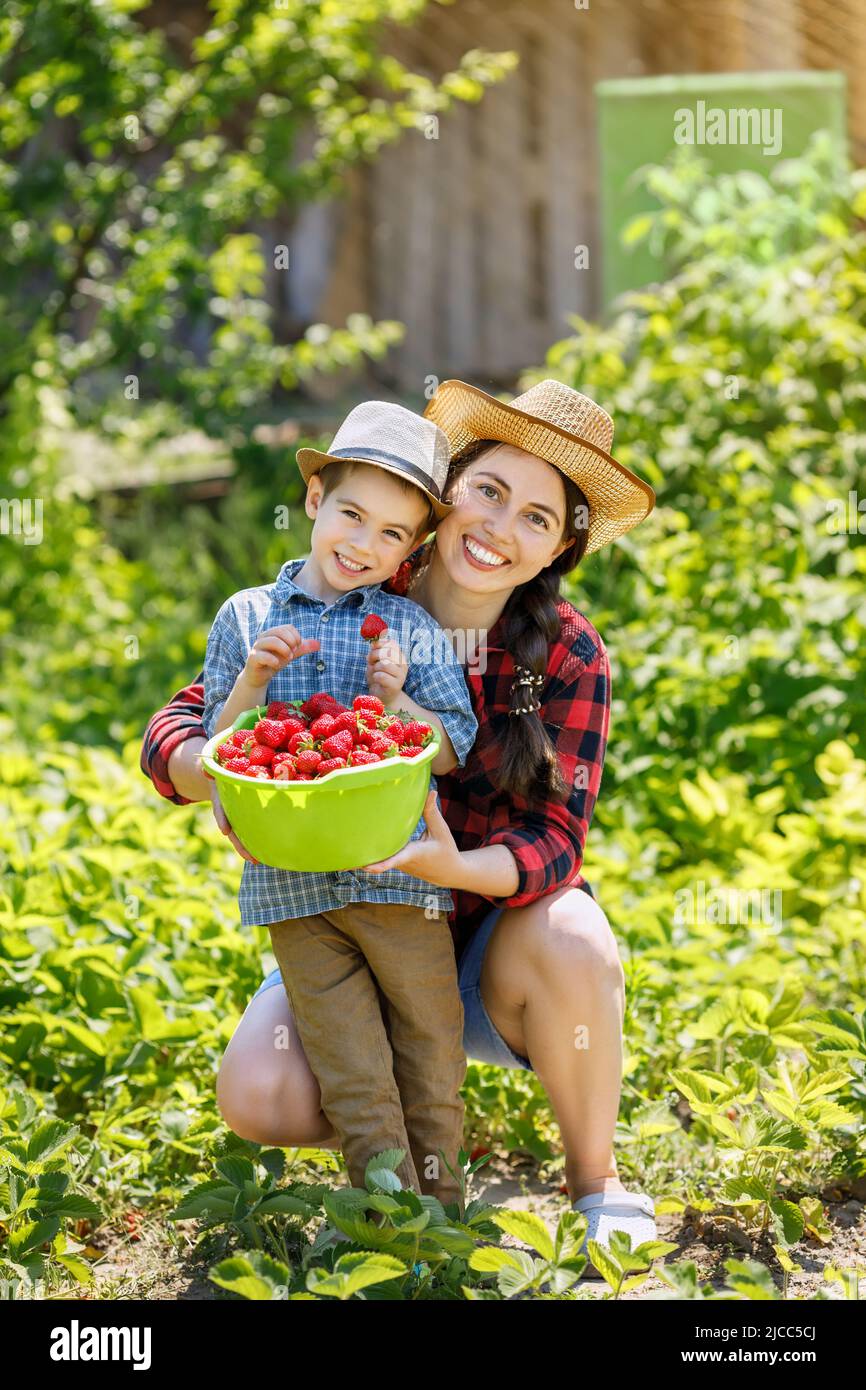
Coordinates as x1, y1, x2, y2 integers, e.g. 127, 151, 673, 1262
304, 463, 430, 590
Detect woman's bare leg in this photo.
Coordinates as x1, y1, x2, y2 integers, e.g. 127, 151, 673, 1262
216, 984, 339, 1147
478, 884, 630, 1203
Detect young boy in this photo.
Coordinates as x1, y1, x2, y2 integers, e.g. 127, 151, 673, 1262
202, 401, 478, 1211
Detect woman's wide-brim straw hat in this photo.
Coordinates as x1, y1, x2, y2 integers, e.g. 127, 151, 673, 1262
424, 378, 655, 555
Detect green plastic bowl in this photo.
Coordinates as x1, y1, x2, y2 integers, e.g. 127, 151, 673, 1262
201, 707, 440, 871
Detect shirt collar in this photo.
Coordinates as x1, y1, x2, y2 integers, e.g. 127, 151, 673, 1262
273, 557, 384, 612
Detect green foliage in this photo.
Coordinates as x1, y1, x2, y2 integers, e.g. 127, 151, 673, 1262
0, 1083, 103, 1294
0, 733, 266, 1171
468, 1208, 590, 1298
533, 132, 866, 808
2, 126, 864, 1301
178, 1146, 511, 1300
0, 0, 515, 427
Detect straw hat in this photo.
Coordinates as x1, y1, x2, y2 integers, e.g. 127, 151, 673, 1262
424, 378, 655, 554
296, 400, 456, 522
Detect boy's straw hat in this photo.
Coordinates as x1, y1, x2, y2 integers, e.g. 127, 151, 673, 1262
424, 378, 655, 554
296, 401, 456, 522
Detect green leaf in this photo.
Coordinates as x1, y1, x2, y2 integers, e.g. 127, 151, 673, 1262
364, 1150, 405, 1194
769, 1198, 806, 1245
210, 1252, 289, 1301
8, 1215, 61, 1258
55, 1019, 106, 1056
257, 1193, 317, 1219
586, 1239, 622, 1290
468, 1246, 521, 1274
26, 1121, 79, 1167
306, 1252, 406, 1299
490, 1209, 555, 1260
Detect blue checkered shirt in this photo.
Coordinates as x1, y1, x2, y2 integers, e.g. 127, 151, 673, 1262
202, 557, 479, 927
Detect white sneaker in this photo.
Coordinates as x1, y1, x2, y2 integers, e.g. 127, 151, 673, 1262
571, 1190, 657, 1279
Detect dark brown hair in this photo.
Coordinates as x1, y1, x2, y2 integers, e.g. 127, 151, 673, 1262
443, 438, 591, 805
316, 458, 436, 543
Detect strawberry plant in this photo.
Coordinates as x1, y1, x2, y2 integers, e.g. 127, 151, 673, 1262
0, 1085, 102, 1295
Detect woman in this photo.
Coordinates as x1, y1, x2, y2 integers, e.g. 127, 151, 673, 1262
140, 377, 658, 1257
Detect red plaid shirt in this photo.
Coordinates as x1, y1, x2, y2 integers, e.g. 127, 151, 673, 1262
140, 545, 609, 958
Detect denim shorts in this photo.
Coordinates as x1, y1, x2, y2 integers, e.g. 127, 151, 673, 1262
250, 882, 595, 1074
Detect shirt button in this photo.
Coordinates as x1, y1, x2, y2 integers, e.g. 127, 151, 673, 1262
316, 660, 325, 672
321, 614, 329, 623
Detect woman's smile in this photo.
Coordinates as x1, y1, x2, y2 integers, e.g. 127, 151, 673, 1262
462, 534, 511, 569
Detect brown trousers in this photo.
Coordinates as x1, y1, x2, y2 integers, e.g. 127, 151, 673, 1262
268, 901, 466, 1209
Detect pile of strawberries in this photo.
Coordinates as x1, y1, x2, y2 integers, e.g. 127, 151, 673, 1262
214, 693, 435, 782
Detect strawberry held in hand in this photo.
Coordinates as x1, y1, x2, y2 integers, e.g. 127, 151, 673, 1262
360, 613, 388, 643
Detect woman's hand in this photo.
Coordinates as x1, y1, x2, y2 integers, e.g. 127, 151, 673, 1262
209, 781, 260, 864
361, 789, 462, 887
366, 632, 409, 704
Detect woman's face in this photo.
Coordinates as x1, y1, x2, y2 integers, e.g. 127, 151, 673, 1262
436, 443, 575, 593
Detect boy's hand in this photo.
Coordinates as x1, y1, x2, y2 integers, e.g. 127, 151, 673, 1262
366, 632, 408, 704
244, 625, 320, 687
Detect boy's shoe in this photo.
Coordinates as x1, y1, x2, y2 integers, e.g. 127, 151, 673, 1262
571, 1190, 657, 1279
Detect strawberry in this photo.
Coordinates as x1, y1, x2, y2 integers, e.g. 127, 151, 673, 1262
317, 757, 347, 776
124, 1209, 143, 1241
322, 729, 354, 760
301, 691, 340, 719
217, 741, 237, 763
353, 694, 385, 716
295, 749, 323, 775
309, 712, 338, 741
248, 743, 275, 766
357, 710, 381, 729
366, 731, 399, 758
282, 716, 308, 737
224, 756, 251, 774
347, 749, 381, 766
381, 719, 406, 745
360, 613, 388, 643
288, 730, 315, 756
254, 718, 287, 749
231, 728, 255, 748
402, 720, 433, 747
251, 767, 273, 779
273, 761, 298, 781
295, 772, 315, 781
272, 750, 294, 766
399, 745, 424, 758
330, 710, 360, 737
266, 701, 291, 719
